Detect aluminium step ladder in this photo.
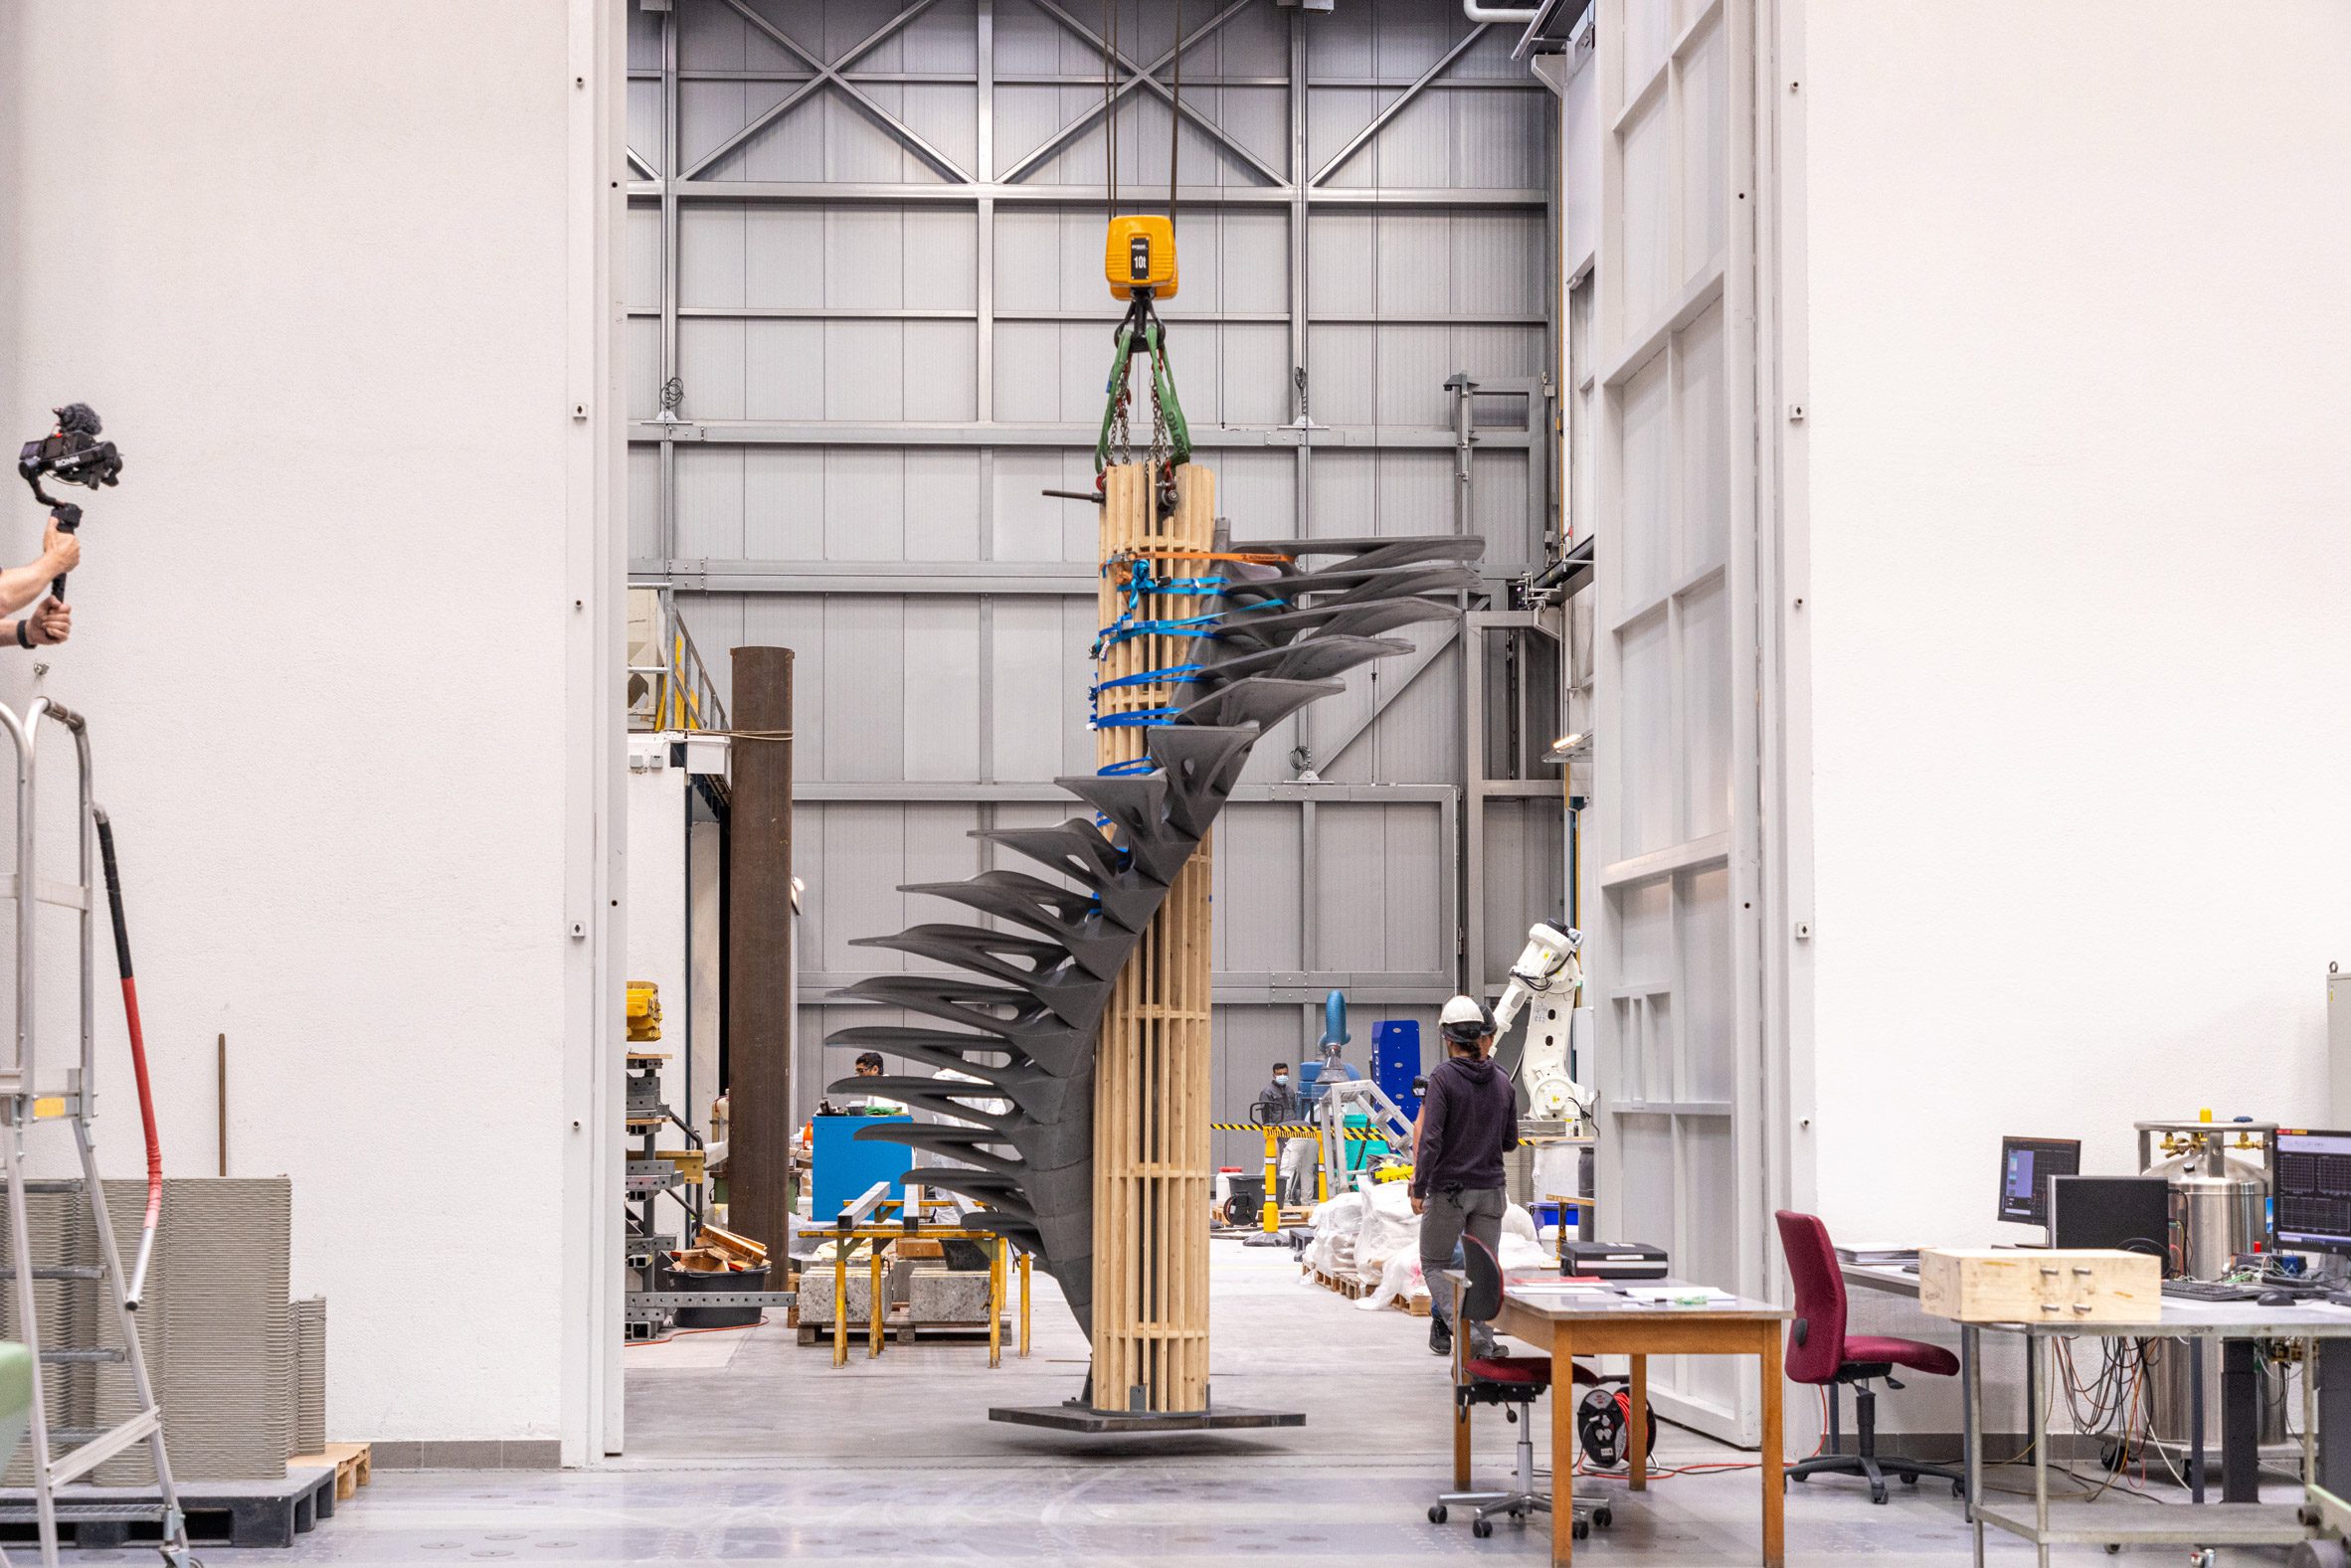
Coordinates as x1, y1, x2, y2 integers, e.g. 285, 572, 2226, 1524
0, 699, 194, 1568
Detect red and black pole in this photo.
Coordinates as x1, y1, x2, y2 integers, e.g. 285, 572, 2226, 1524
93, 807, 164, 1309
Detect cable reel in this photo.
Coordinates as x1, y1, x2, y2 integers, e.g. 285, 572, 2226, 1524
1577, 1384, 1659, 1470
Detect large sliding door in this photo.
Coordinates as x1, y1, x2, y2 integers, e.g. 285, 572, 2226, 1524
1591, 0, 1769, 1443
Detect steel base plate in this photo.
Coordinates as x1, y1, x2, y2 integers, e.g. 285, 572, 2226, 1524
988, 1403, 1305, 1433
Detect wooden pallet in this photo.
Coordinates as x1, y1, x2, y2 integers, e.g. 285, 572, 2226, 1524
287, 1443, 371, 1502
1306, 1265, 1431, 1315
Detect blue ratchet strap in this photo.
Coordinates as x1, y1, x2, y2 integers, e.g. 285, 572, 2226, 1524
1093, 663, 1203, 694
1092, 707, 1185, 729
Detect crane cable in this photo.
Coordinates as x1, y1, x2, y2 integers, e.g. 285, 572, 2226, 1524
1169, 0, 1181, 222
1102, 0, 1117, 222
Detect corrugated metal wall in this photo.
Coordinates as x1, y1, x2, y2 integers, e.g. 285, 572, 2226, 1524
625, 0, 1563, 1171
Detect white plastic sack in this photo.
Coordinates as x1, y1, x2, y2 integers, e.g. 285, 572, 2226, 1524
1354, 1181, 1421, 1284
1354, 1206, 1553, 1308
1359, 1249, 1429, 1311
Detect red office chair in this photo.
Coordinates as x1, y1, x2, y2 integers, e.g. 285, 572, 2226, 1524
1428, 1234, 1612, 1541
1775, 1210, 1964, 1503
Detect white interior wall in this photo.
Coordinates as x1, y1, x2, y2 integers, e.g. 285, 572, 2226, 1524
1793, 0, 2351, 1429
0, 3, 614, 1452
1799, 0, 2351, 1244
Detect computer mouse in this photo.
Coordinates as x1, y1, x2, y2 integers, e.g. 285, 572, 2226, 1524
2259, 1290, 2299, 1307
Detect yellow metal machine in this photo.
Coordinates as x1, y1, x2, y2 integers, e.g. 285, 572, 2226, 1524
1105, 214, 1177, 299
627, 979, 662, 1042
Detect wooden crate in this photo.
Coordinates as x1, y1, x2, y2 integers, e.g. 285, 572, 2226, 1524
1917, 1248, 2159, 1324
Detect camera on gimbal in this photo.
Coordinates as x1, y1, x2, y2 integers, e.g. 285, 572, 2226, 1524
19, 404, 122, 520
18, 403, 121, 601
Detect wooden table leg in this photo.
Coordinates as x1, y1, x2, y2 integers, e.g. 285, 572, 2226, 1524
1553, 1325, 1575, 1567
1628, 1352, 1649, 1490
1761, 1325, 1785, 1568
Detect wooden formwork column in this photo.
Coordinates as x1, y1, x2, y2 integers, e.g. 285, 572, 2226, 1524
1091, 462, 1215, 1414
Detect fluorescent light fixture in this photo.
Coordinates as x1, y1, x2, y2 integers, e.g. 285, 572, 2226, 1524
1541, 732, 1587, 765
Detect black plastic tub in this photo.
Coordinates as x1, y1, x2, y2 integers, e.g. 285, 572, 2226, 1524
659, 1256, 771, 1328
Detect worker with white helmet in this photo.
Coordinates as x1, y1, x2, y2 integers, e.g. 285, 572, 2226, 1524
1413, 994, 1519, 1357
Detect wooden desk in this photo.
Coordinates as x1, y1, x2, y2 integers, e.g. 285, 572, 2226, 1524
1444, 1274, 1792, 1566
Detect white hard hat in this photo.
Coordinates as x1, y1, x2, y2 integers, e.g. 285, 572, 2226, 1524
1439, 994, 1494, 1043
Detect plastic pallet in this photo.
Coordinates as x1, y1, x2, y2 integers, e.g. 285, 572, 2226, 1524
0, 1464, 336, 1549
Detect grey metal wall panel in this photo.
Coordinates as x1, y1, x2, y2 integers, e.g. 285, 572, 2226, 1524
1213, 803, 1303, 972
638, 0, 1562, 1147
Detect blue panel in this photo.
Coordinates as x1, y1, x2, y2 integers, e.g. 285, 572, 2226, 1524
813, 1115, 911, 1219
1372, 1019, 1422, 1120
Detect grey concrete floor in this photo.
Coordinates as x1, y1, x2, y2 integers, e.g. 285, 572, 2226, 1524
191, 1244, 2294, 1564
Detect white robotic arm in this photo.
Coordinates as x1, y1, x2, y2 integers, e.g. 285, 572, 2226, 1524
1493, 921, 1590, 1126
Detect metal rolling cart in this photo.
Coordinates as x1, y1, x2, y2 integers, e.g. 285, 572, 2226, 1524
0, 699, 197, 1567
1963, 1301, 2348, 1566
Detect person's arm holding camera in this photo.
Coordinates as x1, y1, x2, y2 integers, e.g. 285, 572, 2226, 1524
0, 521, 77, 616
0, 521, 78, 647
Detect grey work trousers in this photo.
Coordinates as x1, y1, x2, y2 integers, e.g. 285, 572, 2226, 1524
1418, 1185, 1508, 1328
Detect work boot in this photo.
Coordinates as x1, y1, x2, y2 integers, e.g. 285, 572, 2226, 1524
1429, 1314, 1452, 1356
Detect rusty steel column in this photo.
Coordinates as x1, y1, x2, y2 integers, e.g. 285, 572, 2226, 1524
726, 646, 795, 1254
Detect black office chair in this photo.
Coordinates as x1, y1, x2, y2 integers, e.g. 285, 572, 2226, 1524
1428, 1233, 1611, 1541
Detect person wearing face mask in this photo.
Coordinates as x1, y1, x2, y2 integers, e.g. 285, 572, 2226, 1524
1253, 1062, 1317, 1205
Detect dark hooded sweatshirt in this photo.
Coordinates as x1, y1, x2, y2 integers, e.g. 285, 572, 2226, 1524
1410, 1053, 1519, 1198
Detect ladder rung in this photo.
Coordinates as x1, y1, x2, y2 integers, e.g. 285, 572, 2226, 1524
39, 1348, 124, 1364
0, 1266, 101, 1282
46, 1408, 161, 1484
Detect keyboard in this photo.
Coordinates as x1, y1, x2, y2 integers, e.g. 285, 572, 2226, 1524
2161, 1279, 2262, 1303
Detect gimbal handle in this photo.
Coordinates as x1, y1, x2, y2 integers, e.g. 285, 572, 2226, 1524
48, 501, 80, 602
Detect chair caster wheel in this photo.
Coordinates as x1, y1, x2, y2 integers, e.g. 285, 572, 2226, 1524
1869, 1487, 1889, 1505
1428, 1504, 1447, 1524
1472, 1518, 1494, 1539
1790, 1471, 1809, 1483
2104, 1547, 2120, 1556
1952, 1480, 1966, 1500
1594, 1506, 1613, 1528
1570, 1520, 1588, 1541
1900, 1473, 1919, 1486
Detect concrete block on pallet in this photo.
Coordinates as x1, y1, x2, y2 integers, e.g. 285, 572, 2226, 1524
907, 1268, 993, 1325
795, 1271, 876, 1327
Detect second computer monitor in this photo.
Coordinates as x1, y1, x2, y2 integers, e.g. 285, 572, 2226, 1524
2275, 1129, 2351, 1256
1998, 1135, 2082, 1227
2050, 1175, 2172, 1263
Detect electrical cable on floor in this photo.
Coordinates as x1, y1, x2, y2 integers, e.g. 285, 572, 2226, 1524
1539, 1385, 1831, 1486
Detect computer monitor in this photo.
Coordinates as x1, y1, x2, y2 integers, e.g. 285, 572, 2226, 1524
1997, 1136, 2082, 1227
2050, 1175, 2172, 1264
2274, 1129, 2351, 1257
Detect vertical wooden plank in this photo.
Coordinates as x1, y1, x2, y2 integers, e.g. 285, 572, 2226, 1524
1090, 461, 1215, 1413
